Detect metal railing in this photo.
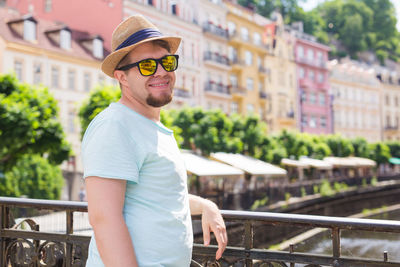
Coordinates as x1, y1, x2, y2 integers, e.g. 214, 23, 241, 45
1, 197, 400, 266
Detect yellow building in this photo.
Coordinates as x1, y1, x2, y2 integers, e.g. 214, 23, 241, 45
329, 60, 382, 142
376, 67, 400, 141
225, 1, 268, 118
263, 12, 297, 133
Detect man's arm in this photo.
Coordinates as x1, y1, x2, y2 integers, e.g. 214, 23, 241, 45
189, 194, 228, 260
86, 177, 138, 267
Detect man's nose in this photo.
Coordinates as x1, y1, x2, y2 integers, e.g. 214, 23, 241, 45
153, 63, 168, 76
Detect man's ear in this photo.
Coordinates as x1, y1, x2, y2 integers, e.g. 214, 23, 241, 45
114, 70, 128, 87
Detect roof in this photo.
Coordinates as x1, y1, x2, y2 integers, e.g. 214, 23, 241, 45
181, 152, 244, 177
210, 152, 287, 177
323, 157, 376, 167
299, 157, 333, 170
281, 158, 310, 168
0, 7, 108, 61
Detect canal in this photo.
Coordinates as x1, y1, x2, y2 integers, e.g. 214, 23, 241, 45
293, 208, 400, 262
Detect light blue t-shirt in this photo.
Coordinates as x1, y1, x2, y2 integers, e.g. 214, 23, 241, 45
81, 102, 193, 267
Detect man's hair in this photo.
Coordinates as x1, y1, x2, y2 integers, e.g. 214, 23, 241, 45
116, 39, 172, 70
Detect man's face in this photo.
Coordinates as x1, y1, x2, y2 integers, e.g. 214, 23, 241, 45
117, 42, 176, 108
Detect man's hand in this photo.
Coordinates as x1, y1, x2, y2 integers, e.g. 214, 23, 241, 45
189, 194, 228, 260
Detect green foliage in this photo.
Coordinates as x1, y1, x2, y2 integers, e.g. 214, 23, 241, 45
333, 182, 348, 192
0, 74, 70, 173
284, 192, 291, 202
250, 195, 269, 210
370, 176, 378, 186
351, 137, 369, 158
321, 134, 354, 157
386, 141, 400, 158
367, 142, 391, 165
1, 154, 64, 199
313, 184, 319, 194
301, 187, 307, 197
362, 178, 367, 187
78, 84, 121, 137
320, 179, 335, 197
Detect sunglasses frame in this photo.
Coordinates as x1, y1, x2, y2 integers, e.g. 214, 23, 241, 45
116, 54, 179, 76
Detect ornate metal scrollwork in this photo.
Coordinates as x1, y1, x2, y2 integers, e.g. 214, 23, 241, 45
37, 241, 65, 266
6, 238, 36, 266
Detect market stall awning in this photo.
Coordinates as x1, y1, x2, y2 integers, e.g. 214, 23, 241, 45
281, 158, 310, 168
389, 157, 400, 165
181, 151, 244, 177
347, 157, 376, 167
323, 157, 358, 167
210, 152, 287, 177
299, 157, 333, 170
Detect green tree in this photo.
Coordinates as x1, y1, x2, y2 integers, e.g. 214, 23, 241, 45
351, 137, 369, 157
368, 142, 391, 165
321, 134, 354, 157
1, 154, 64, 199
78, 84, 121, 137
0, 74, 70, 173
385, 141, 400, 158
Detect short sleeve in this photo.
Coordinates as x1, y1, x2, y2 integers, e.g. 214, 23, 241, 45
82, 118, 142, 183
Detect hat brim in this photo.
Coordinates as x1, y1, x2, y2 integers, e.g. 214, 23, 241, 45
101, 36, 181, 78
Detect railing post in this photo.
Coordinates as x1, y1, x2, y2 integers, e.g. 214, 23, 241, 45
66, 210, 73, 267
0, 205, 10, 267
244, 221, 253, 267
332, 227, 341, 259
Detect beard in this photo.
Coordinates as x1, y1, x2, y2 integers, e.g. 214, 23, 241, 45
146, 88, 173, 107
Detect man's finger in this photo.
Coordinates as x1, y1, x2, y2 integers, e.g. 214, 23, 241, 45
214, 228, 227, 260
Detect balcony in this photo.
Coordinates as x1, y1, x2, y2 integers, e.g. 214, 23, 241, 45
2, 197, 400, 266
385, 125, 399, 131
299, 77, 313, 88
174, 87, 191, 99
204, 51, 230, 67
205, 81, 230, 96
230, 85, 246, 96
259, 91, 268, 99
202, 21, 229, 40
258, 66, 270, 76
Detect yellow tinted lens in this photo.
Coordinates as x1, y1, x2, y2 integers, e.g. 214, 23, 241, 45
161, 56, 177, 72
139, 59, 157, 75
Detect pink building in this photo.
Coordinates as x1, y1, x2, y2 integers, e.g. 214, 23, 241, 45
4, 0, 123, 51
291, 24, 332, 134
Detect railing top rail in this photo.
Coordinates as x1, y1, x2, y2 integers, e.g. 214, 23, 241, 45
220, 210, 400, 232
2, 197, 400, 232
0, 197, 87, 211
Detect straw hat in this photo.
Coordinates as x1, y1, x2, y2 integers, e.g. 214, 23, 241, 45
101, 15, 181, 78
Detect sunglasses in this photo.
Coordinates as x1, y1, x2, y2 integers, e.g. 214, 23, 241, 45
116, 55, 179, 76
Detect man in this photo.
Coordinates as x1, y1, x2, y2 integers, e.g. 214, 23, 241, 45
82, 15, 227, 266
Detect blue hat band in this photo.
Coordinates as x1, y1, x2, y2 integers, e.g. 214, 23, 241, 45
115, 28, 163, 51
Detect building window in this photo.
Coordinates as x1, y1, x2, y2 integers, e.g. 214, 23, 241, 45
319, 93, 325, 106
172, 3, 178, 15
227, 21, 236, 36
33, 63, 42, 85
301, 90, 307, 102
320, 116, 326, 128
23, 19, 36, 41
309, 70, 315, 81
51, 67, 59, 88
297, 46, 304, 59
247, 104, 254, 113
307, 49, 314, 61
317, 72, 324, 83
301, 114, 307, 126
44, 0, 52, 12
309, 115, 317, 128
84, 73, 91, 92
246, 78, 254, 91
245, 51, 252, 65
231, 102, 238, 114
386, 95, 390, 106
253, 32, 261, 45
395, 96, 399, 107
230, 74, 238, 87
60, 29, 71, 50
68, 70, 75, 90
148, 0, 154, 6
14, 60, 23, 81
68, 110, 75, 133
386, 115, 391, 127
241, 27, 249, 41
93, 38, 104, 59
309, 92, 316, 104
299, 67, 305, 78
